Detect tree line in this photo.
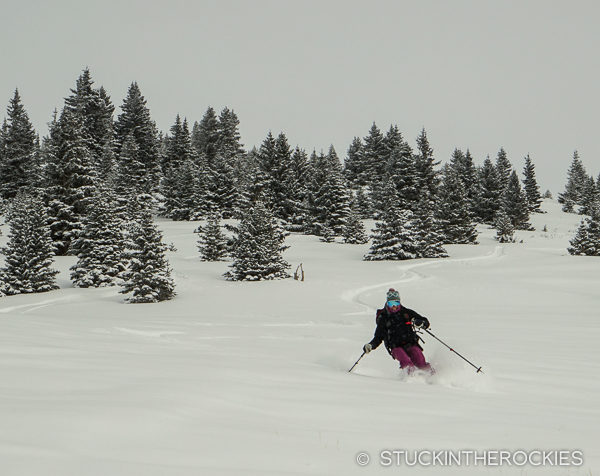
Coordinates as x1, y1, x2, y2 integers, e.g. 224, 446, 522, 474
0, 69, 598, 299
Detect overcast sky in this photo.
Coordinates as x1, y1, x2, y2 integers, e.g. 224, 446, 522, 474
2, 0, 598, 193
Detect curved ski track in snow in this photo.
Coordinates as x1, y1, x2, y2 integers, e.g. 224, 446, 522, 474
342, 245, 505, 314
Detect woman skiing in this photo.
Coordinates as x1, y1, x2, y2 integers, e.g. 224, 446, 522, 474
363, 288, 433, 373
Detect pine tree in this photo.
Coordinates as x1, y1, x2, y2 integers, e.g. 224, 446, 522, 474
114, 82, 160, 193
558, 151, 588, 212
522, 154, 542, 213
414, 128, 440, 199
495, 147, 513, 193
191, 107, 220, 163
197, 214, 228, 261
120, 210, 176, 303
413, 193, 448, 258
568, 214, 600, 256
364, 181, 420, 260
284, 147, 311, 231
225, 201, 290, 281
494, 209, 515, 243
475, 157, 502, 224
70, 189, 126, 287
342, 208, 369, 244
503, 171, 533, 230
0, 89, 37, 199
579, 176, 599, 217
436, 167, 478, 244
1, 193, 59, 295
450, 148, 481, 215
386, 141, 418, 211
362, 122, 387, 186
344, 136, 364, 187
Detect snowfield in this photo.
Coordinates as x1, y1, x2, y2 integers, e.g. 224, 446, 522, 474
1, 199, 599, 475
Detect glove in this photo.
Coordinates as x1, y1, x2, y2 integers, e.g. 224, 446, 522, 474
363, 343, 373, 354
413, 318, 430, 330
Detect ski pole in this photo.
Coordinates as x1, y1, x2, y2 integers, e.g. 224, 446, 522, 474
424, 329, 483, 374
348, 351, 366, 372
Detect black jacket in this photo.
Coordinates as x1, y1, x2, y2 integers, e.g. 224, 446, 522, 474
368, 306, 429, 353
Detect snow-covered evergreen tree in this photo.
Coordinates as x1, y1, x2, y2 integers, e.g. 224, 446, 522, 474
197, 214, 228, 261
578, 176, 599, 218
70, 188, 126, 287
225, 202, 290, 281
503, 171, 533, 230
494, 209, 516, 243
414, 128, 440, 199
568, 214, 600, 256
364, 181, 420, 260
522, 154, 542, 213
436, 167, 478, 244
342, 208, 369, 244
413, 193, 448, 258
386, 142, 419, 211
475, 157, 502, 224
114, 82, 160, 193
1, 193, 58, 295
343, 136, 364, 187
0, 89, 37, 199
558, 151, 588, 212
120, 210, 176, 303
450, 148, 481, 215
495, 147, 513, 193
362, 122, 387, 187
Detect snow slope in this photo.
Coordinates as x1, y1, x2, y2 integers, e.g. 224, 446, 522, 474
0, 200, 598, 475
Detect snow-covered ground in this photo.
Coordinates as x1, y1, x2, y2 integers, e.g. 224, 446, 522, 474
1, 199, 598, 475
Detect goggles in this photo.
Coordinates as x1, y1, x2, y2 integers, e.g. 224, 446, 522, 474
386, 300, 401, 308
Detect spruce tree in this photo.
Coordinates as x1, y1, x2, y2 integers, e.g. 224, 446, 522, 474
342, 208, 369, 244
413, 193, 448, 258
558, 151, 588, 212
495, 147, 513, 192
120, 210, 176, 303
436, 167, 479, 244
475, 157, 502, 224
362, 122, 387, 186
70, 189, 126, 287
568, 214, 600, 256
522, 154, 542, 213
344, 136, 364, 187
197, 214, 228, 261
579, 176, 599, 217
414, 128, 440, 199
494, 210, 516, 243
1, 193, 59, 295
0, 89, 37, 199
225, 201, 290, 281
364, 181, 420, 260
114, 82, 160, 193
503, 171, 533, 230
386, 142, 419, 211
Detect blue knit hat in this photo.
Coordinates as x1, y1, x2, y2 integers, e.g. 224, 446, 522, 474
386, 288, 400, 301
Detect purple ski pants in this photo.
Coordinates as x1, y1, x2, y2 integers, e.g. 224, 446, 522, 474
391, 345, 431, 372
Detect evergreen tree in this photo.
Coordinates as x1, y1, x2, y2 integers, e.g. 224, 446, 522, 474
225, 201, 290, 281
114, 82, 160, 193
191, 107, 220, 162
413, 192, 448, 258
495, 147, 513, 192
342, 207, 369, 244
197, 214, 228, 261
558, 151, 587, 212
44, 109, 98, 255
1, 193, 58, 295
522, 154, 542, 213
568, 214, 600, 256
120, 210, 176, 303
475, 157, 502, 224
0, 89, 37, 199
364, 181, 420, 260
579, 176, 599, 217
216, 107, 244, 159
386, 141, 418, 211
503, 171, 533, 230
362, 122, 387, 186
70, 188, 126, 287
284, 147, 311, 231
436, 167, 478, 244
414, 128, 440, 199
450, 148, 480, 215
494, 209, 516, 243
344, 136, 364, 187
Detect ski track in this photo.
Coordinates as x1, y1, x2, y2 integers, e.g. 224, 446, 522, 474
0, 295, 81, 315
341, 245, 505, 314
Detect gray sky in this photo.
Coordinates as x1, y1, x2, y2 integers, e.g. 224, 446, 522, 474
2, 0, 599, 193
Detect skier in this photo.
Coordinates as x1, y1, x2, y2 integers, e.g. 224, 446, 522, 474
362, 288, 433, 373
